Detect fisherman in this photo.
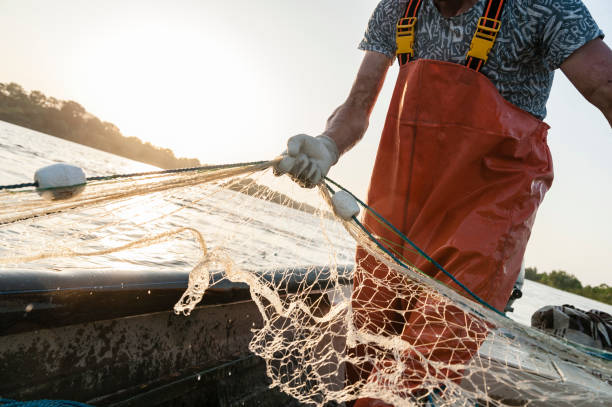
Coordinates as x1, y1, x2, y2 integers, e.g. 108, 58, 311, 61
275, 0, 611, 404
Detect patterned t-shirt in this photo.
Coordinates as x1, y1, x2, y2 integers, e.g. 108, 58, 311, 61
358, 0, 603, 119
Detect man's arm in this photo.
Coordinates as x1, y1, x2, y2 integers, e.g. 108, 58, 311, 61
323, 51, 393, 155
561, 38, 612, 128
274, 51, 391, 187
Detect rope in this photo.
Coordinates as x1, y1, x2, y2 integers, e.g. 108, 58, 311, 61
0, 161, 270, 191
326, 183, 413, 271
325, 177, 506, 317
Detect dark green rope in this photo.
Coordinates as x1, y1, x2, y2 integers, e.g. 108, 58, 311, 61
325, 177, 506, 317
0, 160, 270, 191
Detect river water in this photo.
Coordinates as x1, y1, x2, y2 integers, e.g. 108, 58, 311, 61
1, 120, 610, 328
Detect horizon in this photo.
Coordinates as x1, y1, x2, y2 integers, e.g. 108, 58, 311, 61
0, 0, 610, 285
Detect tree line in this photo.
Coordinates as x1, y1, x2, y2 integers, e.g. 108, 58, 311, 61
525, 267, 611, 306
0, 82, 201, 169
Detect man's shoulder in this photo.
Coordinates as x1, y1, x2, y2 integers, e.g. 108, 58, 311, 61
506, 0, 589, 15
376, 0, 406, 15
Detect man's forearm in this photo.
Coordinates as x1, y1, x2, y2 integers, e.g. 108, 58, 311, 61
323, 51, 392, 155
561, 39, 612, 129
590, 80, 612, 127
323, 102, 370, 156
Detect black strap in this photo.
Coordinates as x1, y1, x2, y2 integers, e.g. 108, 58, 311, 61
465, 0, 506, 71
397, 0, 424, 66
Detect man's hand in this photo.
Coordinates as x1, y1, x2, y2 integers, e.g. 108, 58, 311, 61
274, 134, 339, 188
274, 51, 392, 188
561, 38, 612, 128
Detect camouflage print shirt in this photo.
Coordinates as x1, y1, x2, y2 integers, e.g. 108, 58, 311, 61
358, 0, 603, 119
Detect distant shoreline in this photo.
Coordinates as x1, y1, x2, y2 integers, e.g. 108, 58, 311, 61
525, 267, 611, 306
0, 82, 201, 169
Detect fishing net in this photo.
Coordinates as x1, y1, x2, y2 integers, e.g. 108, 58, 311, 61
0, 162, 610, 407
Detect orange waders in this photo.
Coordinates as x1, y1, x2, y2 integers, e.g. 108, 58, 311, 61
350, 1, 554, 405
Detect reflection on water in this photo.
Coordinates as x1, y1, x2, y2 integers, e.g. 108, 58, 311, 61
0, 120, 355, 275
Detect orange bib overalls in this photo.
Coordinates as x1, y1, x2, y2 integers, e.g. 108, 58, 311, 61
350, 0, 554, 405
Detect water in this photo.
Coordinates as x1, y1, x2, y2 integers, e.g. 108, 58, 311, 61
513, 279, 612, 325
1, 120, 610, 326
0, 120, 154, 184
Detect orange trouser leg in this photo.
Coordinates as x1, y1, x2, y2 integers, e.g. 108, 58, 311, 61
350, 248, 489, 403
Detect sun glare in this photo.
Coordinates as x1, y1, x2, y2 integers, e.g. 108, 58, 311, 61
74, 14, 279, 166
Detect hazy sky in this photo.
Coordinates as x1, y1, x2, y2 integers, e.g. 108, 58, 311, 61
0, 0, 610, 285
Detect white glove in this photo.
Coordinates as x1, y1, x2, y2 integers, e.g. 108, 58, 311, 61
274, 134, 339, 188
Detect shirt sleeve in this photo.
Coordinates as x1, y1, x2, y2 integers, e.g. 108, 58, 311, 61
537, 0, 604, 71
358, 0, 397, 59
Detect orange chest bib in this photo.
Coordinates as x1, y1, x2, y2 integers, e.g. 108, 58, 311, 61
363, 59, 553, 310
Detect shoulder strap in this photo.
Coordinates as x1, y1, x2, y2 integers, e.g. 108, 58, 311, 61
396, 0, 425, 66
465, 0, 507, 71
396, 0, 507, 71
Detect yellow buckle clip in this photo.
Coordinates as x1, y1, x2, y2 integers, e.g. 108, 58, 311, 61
396, 17, 417, 56
467, 17, 501, 61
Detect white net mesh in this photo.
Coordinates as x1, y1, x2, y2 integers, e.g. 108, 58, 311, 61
1, 163, 610, 406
